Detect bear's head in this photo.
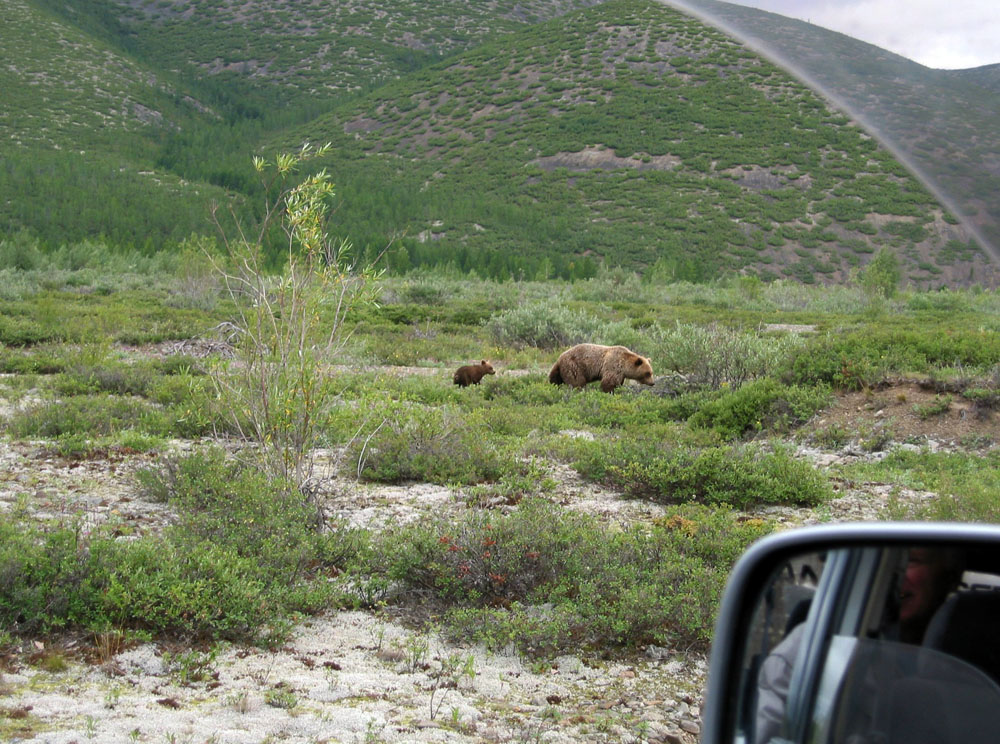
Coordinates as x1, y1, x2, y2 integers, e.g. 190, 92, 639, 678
627, 354, 654, 385
479, 360, 496, 375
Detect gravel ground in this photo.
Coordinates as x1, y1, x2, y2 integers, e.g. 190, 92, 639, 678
1, 609, 706, 744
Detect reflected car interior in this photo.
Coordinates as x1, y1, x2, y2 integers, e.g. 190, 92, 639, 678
737, 541, 1000, 744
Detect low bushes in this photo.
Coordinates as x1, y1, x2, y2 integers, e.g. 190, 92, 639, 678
5, 389, 229, 442
649, 321, 804, 389
785, 327, 1000, 390
0, 449, 368, 643
485, 297, 638, 350
6, 396, 170, 439
0, 520, 318, 643
784, 333, 898, 389
687, 379, 831, 438
347, 408, 511, 485
572, 439, 830, 508
0, 450, 774, 655
363, 499, 772, 654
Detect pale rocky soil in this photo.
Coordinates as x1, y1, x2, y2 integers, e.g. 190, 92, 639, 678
1, 361, 996, 744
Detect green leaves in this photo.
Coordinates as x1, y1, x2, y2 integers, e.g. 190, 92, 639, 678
211, 146, 382, 484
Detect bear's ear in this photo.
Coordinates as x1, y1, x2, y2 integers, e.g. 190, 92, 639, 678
633, 357, 644, 367
481, 360, 487, 365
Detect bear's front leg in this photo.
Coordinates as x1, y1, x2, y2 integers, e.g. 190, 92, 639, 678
600, 371, 623, 392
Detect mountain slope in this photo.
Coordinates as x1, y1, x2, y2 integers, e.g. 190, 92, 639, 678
32, 0, 608, 107
1, 0, 611, 251
280, 0, 992, 286
3, 0, 995, 286
1, 0, 215, 151
670, 0, 1000, 269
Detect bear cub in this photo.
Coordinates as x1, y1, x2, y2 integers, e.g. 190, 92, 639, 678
453, 360, 496, 387
549, 343, 654, 393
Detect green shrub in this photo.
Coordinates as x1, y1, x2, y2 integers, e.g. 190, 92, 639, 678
649, 322, 803, 389
397, 278, 452, 305
884, 222, 928, 243
963, 387, 1000, 417
486, 298, 632, 349
0, 234, 44, 271
0, 346, 71, 374
149, 372, 210, 406
860, 248, 902, 299
347, 409, 508, 485
0, 519, 106, 634
785, 325, 1000, 390
135, 447, 359, 580
913, 394, 952, 419
687, 379, 830, 439
0, 313, 52, 346
783, 334, 892, 390
166, 385, 239, 438
476, 375, 571, 407
573, 439, 830, 508
6, 395, 169, 439
811, 422, 851, 449
55, 361, 155, 398
115, 429, 165, 453
97, 538, 288, 641
152, 354, 206, 377
48, 432, 98, 459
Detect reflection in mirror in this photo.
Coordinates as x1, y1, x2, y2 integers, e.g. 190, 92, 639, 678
733, 542, 1000, 744
825, 637, 1000, 744
739, 551, 825, 744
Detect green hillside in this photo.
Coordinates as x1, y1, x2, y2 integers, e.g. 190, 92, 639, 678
0, 0, 247, 248
2, 0, 604, 251
30, 0, 607, 108
1, 0, 210, 151
281, 0, 990, 285
2, 0, 996, 286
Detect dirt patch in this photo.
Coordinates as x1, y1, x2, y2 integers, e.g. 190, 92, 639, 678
806, 381, 999, 449
530, 145, 681, 172
0, 611, 707, 744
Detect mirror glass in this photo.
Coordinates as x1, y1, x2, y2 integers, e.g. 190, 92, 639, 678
733, 542, 1000, 744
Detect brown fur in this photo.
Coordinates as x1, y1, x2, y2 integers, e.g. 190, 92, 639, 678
548, 344, 654, 392
453, 360, 495, 387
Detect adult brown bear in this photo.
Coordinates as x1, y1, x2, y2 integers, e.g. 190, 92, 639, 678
548, 344, 654, 392
453, 360, 495, 387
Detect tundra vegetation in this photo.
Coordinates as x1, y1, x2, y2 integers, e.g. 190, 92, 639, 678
2, 224, 1000, 662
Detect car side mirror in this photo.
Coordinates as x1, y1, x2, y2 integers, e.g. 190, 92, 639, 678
700, 523, 1000, 744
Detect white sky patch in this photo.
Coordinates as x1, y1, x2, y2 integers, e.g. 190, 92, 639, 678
723, 0, 998, 69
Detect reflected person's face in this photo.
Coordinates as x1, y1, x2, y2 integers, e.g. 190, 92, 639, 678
899, 548, 949, 626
